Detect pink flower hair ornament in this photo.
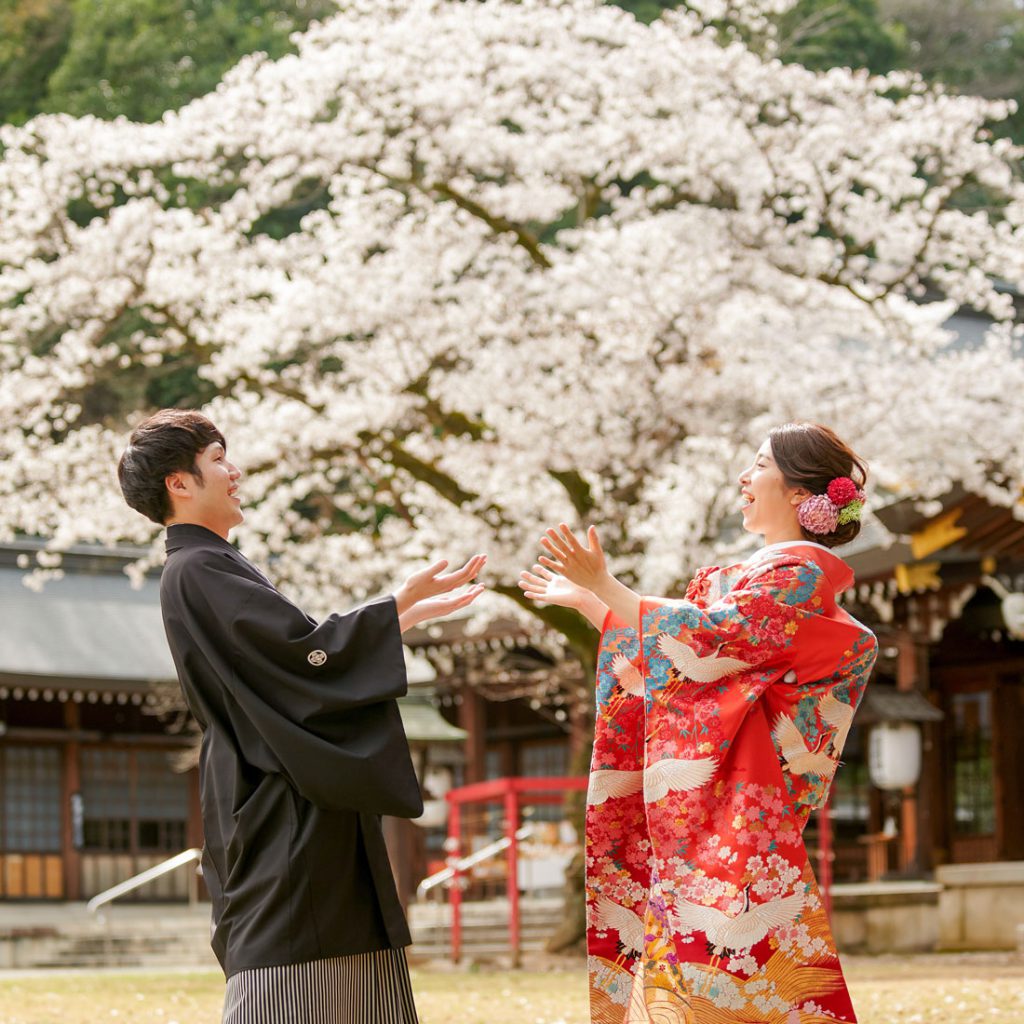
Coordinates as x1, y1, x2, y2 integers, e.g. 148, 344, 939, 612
797, 477, 866, 535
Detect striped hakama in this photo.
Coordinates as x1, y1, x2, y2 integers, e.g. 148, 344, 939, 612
222, 947, 418, 1024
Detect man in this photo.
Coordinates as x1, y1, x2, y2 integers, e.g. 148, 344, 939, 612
118, 408, 485, 1023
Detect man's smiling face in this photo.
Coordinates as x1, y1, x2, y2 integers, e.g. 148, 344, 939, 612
165, 439, 244, 538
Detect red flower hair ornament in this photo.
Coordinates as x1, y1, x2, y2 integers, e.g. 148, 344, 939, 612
798, 476, 866, 535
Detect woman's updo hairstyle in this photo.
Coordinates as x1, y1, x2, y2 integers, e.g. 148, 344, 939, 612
768, 422, 868, 549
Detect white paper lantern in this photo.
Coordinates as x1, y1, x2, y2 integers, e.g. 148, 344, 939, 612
414, 799, 449, 830
868, 722, 922, 790
423, 765, 453, 798
1000, 593, 1024, 639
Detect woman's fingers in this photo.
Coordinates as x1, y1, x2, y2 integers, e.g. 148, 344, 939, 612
542, 528, 569, 558
558, 523, 583, 551
537, 555, 564, 573
533, 564, 555, 580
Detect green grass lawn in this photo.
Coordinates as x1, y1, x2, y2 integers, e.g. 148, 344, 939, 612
0, 955, 1021, 1023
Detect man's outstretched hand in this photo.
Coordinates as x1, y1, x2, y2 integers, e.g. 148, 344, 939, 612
395, 554, 487, 632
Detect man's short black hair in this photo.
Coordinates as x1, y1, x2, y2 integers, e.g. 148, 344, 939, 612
118, 410, 226, 525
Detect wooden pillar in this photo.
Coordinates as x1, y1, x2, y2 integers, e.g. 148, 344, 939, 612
994, 678, 1024, 860
449, 800, 463, 963
458, 685, 487, 785
186, 766, 203, 849
382, 816, 423, 913
568, 699, 590, 773
895, 627, 930, 875
504, 783, 521, 967
501, 739, 517, 779
62, 702, 81, 901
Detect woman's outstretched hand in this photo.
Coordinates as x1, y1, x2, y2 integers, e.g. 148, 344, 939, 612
519, 561, 610, 629
518, 564, 588, 609
538, 524, 609, 592
536, 523, 641, 628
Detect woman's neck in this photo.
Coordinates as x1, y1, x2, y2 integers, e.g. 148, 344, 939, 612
761, 528, 805, 548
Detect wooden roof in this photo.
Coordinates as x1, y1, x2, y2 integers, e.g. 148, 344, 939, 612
849, 487, 1024, 586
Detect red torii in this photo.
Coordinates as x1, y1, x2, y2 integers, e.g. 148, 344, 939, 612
444, 775, 588, 965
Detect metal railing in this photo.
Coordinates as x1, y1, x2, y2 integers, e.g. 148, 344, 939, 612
86, 848, 203, 918
417, 826, 534, 896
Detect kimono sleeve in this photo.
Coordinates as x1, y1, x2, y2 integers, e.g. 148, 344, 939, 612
216, 563, 423, 818
591, 611, 645, 778
640, 560, 827, 688
595, 610, 643, 715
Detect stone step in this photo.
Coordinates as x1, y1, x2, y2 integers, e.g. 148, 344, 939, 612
407, 896, 564, 960
409, 942, 548, 961
57, 939, 203, 956
408, 897, 563, 924
2, 899, 568, 968
34, 953, 215, 969
19, 923, 216, 970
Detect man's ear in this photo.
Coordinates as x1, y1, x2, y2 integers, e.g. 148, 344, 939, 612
165, 471, 191, 502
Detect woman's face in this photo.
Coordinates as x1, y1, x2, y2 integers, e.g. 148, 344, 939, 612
737, 439, 807, 540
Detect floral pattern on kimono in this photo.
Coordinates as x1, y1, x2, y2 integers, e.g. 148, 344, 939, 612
586, 544, 877, 1024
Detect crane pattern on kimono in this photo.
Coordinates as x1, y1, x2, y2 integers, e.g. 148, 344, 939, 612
588, 757, 720, 806
655, 633, 752, 683
671, 883, 807, 959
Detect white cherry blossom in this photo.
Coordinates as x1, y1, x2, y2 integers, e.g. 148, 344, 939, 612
0, 0, 1021, 668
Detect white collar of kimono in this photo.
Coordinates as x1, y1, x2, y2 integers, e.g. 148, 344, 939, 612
745, 539, 834, 564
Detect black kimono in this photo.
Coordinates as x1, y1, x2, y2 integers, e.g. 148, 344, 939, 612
159, 524, 423, 978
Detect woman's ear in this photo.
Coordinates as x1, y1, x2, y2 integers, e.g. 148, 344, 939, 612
789, 488, 812, 507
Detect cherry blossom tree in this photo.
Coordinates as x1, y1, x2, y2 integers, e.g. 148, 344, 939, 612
1, 0, 1023, 687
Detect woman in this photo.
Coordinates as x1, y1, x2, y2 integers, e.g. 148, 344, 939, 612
519, 423, 877, 1024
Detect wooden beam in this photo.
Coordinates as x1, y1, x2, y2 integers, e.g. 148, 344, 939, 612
458, 685, 487, 786
989, 521, 1024, 555
894, 561, 942, 595
910, 509, 967, 560
964, 511, 1017, 547
62, 702, 80, 901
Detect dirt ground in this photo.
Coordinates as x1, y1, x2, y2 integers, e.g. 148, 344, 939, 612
0, 952, 1021, 1024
